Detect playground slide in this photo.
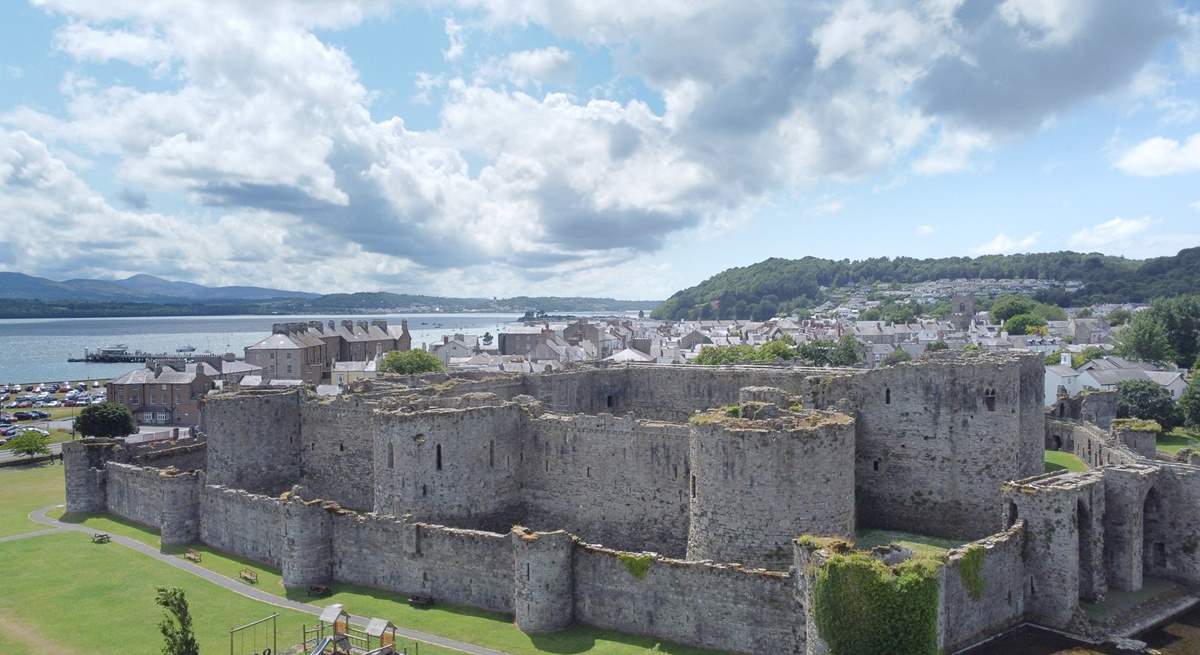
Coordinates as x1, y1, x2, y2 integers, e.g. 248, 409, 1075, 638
306, 636, 333, 655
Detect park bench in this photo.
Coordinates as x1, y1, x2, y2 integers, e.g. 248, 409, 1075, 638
408, 595, 433, 608
239, 568, 259, 584
308, 585, 330, 597
90, 533, 110, 544
184, 549, 202, 563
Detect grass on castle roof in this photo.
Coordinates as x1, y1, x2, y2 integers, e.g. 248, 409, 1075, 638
1044, 450, 1087, 473
0, 462, 64, 537
1158, 429, 1200, 456
854, 529, 963, 559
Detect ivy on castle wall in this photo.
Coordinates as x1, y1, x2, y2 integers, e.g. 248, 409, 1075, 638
618, 553, 654, 579
812, 553, 941, 655
959, 544, 986, 600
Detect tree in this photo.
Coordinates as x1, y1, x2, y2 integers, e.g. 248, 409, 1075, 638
859, 308, 882, 321
1003, 313, 1047, 336
6, 431, 50, 459
1115, 311, 1175, 364
925, 341, 949, 352
1116, 379, 1179, 430
1106, 307, 1131, 326
156, 587, 199, 655
1075, 307, 1094, 318
883, 348, 912, 366
481, 332, 494, 346
379, 350, 444, 375
1031, 303, 1067, 322
990, 295, 1038, 323
758, 339, 796, 361
829, 335, 863, 367
75, 402, 136, 439
1179, 369, 1200, 429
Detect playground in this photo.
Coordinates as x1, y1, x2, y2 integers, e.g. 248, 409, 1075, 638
0, 463, 723, 655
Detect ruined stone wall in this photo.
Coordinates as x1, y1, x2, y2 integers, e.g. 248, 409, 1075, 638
374, 404, 526, 532
1050, 419, 1141, 469
522, 368, 633, 416
573, 545, 803, 655
331, 513, 514, 612
129, 439, 207, 471
523, 413, 691, 556
199, 485, 285, 567
299, 399, 377, 510
1144, 463, 1200, 585
105, 462, 171, 529
941, 521, 1027, 652
852, 356, 1032, 540
686, 413, 855, 569
204, 390, 302, 495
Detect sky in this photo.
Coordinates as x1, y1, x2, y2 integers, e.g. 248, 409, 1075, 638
0, 1, 1198, 301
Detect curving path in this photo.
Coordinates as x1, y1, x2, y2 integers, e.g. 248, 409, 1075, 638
25, 505, 507, 655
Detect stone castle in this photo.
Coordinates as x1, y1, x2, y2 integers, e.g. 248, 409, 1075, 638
63, 352, 1200, 654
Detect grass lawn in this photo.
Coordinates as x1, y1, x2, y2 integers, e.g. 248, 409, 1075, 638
855, 528, 964, 559
1044, 450, 1088, 473
0, 462, 64, 537
1158, 429, 1200, 456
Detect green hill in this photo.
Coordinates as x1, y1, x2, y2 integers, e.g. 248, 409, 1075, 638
651, 249, 1200, 320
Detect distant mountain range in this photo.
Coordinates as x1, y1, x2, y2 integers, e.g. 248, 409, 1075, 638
0, 272, 660, 318
651, 247, 1200, 320
0, 272, 319, 302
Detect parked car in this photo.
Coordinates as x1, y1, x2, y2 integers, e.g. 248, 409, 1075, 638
13, 411, 34, 421
29, 410, 49, 419
17, 427, 49, 436
0, 412, 13, 422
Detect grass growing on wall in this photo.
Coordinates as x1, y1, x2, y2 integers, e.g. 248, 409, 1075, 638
812, 553, 941, 655
959, 544, 986, 600
618, 553, 655, 579
1044, 450, 1087, 473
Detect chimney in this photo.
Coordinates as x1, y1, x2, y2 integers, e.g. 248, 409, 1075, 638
1061, 352, 1072, 368
272, 323, 287, 334
371, 319, 388, 331
401, 319, 410, 335
223, 352, 235, 362
356, 320, 369, 332
308, 320, 323, 332
328, 320, 336, 330
341, 320, 354, 331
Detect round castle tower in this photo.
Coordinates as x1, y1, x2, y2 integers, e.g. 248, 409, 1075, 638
281, 495, 334, 589
510, 527, 574, 633
686, 403, 855, 569
159, 469, 201, 546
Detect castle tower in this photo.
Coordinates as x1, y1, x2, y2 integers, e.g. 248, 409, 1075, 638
511, 527, 574, 633
159, 469, 201, 546
62, 440, 117, 513
281, 497, 334, 589
686, 407, 856, 569
204, 389, 303, 495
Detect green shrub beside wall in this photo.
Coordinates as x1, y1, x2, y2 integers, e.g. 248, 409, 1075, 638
812, 553, 941, 655
959, 544, 986, 600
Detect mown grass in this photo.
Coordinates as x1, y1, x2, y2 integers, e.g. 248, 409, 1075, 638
1158, 429, 1200, 456
0, 462, 64, 537
854, 529, 963, 559
1044, 450, 1088, 473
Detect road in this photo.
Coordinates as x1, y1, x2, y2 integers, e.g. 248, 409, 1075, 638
16, 504, 509, 655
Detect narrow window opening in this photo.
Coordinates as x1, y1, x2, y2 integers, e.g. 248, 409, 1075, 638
421, 484, 427, 497
606, 394, 615, 409
435, 444, 443, 471
673, 464, 678, 480
489, 440, 494, 468
885, 388, 891, 405
872, 460, 880, 472
984, 388, 997, 412
526, 563, 530, 580
387, 442, 394, 469
545, 459, 549, 472
690, 475, 697, 499
339, 442, 344, 452
586, 466, 591, 478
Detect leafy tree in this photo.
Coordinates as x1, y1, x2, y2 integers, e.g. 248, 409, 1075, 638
928, 302, 952, 320
990, 295, 1038, 323
830, 335, 863, 367
1150, 296, 1200, 368
926, 341, 949, 352
1116, 380, 1180, 430
380, 350, 444, 375
859, 308, 882, 321
156, 587, 199, 655
6, 431, 50, 459
481, 332, 494, 346
75, 402, 136, 439
1003, 313, 1047, 336
883, 349, 912, 366
1031, 303, 1067, 322
1106, 307, 1131, 326
1075, 307, 1094, 318
1115, 311, 1175, 364
1179, 368, 1200, 429
758, 339, 797, 361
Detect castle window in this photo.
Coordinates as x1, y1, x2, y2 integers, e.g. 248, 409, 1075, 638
691, 475, 697, 499
872, 460, 880, 472
387, 443, 394, 469
885, 388, 891, 405
606, 394, 615, 409
339, 442, 344, 452
435, 444, 442, 471
489, 440, 494, 468
984, 388, 996, 412
421, 484, 427, 497
586, 466, 591, 478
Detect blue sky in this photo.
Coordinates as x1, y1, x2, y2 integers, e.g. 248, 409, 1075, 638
1, 1, 1198, 300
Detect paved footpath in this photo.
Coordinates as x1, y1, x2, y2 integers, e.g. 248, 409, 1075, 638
23, 505, 508, 655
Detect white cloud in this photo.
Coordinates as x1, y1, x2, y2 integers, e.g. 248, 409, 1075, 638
970, 232, 1042, 255
1115, 134, 1200, 176
1191, 200, 1200, 211
476, 47, 575, 89
1067, 216, 1200, 258
443, 17, 465, 61
808, 199, 844, 216
913, 129, 992, 175
916, 224, 935, 236
1067, 217, 1152, 250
